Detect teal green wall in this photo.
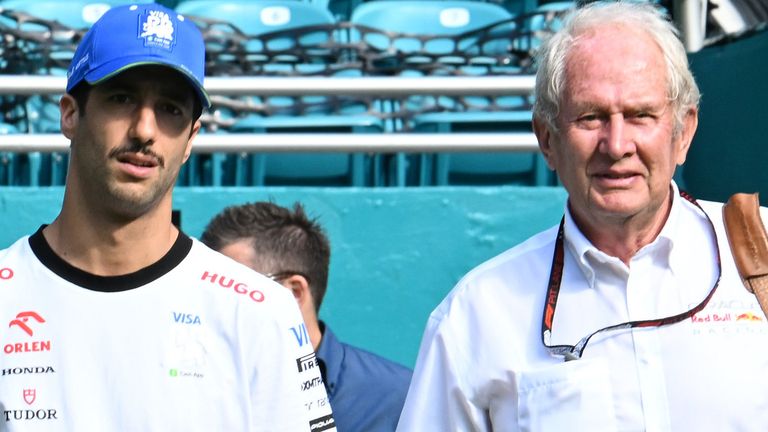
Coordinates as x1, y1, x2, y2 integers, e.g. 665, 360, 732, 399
0, 186, 567, 367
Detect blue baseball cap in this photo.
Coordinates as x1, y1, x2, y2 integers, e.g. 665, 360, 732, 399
67, 4, 211, 110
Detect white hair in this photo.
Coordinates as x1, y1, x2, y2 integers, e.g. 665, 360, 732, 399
533, 1, 700, 134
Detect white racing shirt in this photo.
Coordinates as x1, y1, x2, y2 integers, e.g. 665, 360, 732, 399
398, 184, 768, 431
0, 229, 336, 432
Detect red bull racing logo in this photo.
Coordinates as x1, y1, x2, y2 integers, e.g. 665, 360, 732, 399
736, 312, 763, 322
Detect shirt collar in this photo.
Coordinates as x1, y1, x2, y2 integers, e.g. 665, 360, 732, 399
315, 321, 343, 397
563, 181, 683, 287
656, 181, 684, 271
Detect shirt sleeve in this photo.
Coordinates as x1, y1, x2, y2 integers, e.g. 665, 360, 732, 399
396, 312, 488, 432
247, 293, 336, 431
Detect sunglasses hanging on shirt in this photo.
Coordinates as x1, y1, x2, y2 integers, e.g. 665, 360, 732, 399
541, 190, 722, 361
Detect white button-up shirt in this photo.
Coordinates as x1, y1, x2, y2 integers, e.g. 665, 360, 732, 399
398, 184, 768, 431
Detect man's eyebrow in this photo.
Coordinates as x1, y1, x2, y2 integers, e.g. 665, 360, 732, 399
569, 99, 668, 112
567, 101, 602, 114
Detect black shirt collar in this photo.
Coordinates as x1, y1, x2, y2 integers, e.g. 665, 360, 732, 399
28, 225, 193, 292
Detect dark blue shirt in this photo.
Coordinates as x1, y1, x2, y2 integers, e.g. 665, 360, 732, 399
317, 322, 412, 432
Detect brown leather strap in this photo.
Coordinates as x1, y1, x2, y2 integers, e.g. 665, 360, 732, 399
723, 193, 768, 319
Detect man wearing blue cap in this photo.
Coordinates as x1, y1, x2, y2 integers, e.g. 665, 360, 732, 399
0, 4, 335, 431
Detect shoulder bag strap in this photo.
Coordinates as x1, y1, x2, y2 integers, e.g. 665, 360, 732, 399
722, 193, 768, 319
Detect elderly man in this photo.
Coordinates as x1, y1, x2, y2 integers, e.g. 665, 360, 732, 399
397, 2, 768, 431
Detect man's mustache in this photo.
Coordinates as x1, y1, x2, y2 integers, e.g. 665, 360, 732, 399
108, 142, 165, 168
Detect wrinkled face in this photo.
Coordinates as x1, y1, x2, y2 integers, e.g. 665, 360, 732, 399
62, 66, 200, 219
535, 24, 697, 232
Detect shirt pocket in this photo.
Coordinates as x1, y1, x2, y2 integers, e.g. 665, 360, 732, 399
516, 357, 617, 432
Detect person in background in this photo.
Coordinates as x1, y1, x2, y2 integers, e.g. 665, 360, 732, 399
0, 4, 334, 430
397, 2, 768, 431
202, 201, 413, 432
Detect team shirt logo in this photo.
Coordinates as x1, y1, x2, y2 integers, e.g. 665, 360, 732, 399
296, 353, 318, 373
9, 311, 45, 337
290, 323, 310, 347
200, 271, 265, 302
0, 267, 13, 280
309, 414, 335, 431
4, 311, 52, 355
3, 388, 58, 422
23, 389, 36, 405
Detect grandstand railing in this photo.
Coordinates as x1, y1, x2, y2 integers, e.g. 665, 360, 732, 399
0, 75, 538, 153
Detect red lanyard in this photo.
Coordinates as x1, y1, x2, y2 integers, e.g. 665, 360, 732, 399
541, 191, 722, 361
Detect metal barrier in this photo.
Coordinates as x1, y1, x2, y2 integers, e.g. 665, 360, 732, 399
0, 75, 539, 153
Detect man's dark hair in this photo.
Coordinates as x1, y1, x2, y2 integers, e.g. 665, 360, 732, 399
69, 82, 92, 115
201, 201, 331, 311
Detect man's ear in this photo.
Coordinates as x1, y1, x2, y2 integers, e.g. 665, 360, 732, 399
674, 106, 699, 166
60, 94, 79, 140
533, 117, 557, 171
280, 274, 315, 310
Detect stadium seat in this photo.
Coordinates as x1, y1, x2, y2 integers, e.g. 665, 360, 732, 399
350, 0, 516, 59
175, 0, 358, 21
0, 123, 16, 186
177, 0, 330, 29
0, 122, 16, 134
351, 1, 547, 186
500, 0, 540, 16
518, 1, 575, 52
176, 0, 381, 186
0, 0, 155, 30
323, 0, 361, 22
415, 111, 552, 186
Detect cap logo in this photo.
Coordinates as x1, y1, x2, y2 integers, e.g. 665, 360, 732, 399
68, 52, 89, 79
140, 9, 175, 50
